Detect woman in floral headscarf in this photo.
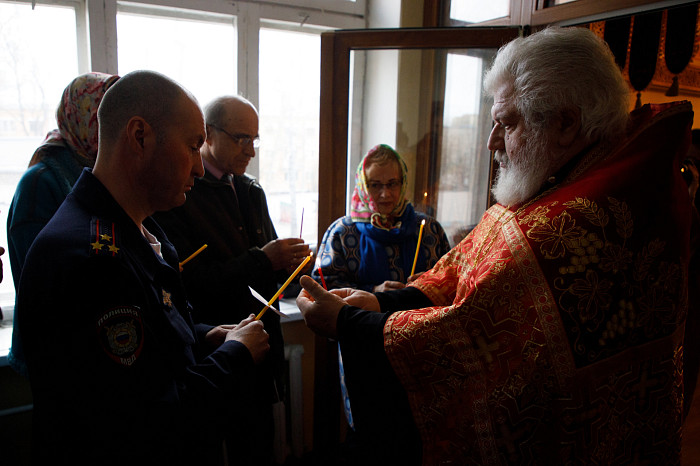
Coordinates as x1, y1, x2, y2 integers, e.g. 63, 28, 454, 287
312, 144, 450, 432
7, 72, 119, 376
313, 144, 450, 292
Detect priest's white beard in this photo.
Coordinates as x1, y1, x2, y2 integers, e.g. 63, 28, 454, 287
491, 128, 559, 206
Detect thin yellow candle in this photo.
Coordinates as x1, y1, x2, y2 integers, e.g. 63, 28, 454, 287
410, 220, 426, 276
256, 252, 313, 320
179, 244, 208, 268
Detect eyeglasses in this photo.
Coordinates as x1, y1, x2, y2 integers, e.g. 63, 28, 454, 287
209, 124, 260, 148
367, 180, 402, 193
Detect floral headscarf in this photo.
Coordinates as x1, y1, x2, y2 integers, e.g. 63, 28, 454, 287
350, 144, 409, 231
29, 72, 120, 167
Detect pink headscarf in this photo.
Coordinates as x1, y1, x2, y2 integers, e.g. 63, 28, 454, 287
29, 72, 120, 167
349, 144, 409, 231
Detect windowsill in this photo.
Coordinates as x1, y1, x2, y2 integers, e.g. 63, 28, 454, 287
0, 300, 302, 366
279, 297, 303, 323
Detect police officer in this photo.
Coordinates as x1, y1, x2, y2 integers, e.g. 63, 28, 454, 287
16, 70, 270, 466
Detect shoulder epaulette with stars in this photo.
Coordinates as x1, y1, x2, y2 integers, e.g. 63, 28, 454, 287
90, 217, 120, 257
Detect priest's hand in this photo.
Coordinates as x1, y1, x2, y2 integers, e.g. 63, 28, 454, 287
331, 287, 381, 312
372, 280, 405, 293
297, 275, 346, 338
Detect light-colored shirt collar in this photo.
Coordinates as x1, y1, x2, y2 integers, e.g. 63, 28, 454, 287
203, 157, 227, 181
203, 157, 238, 201
141, 224, 162, 258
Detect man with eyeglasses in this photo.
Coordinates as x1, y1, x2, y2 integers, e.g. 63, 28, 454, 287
154, 95, 309, 466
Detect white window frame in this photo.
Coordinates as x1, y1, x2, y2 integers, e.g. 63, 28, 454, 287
2, 0, 364, 201
83, 0, 364, 174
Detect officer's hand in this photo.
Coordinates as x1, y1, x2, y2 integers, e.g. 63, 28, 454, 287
296, 275, 345, 339
372, 280, 405, 292
331, 287, 380, 312
205, 324, 236, 348
225, 314, 269, 364
262, 238, 311, 272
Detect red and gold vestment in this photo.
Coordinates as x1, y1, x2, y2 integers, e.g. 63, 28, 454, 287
385, 102, 693, 464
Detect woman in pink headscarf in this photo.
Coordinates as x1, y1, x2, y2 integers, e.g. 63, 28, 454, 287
7, 72, 119, 376
313, 144, 450, 292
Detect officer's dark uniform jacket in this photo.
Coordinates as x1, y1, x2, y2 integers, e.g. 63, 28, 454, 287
17, 169, 256, 465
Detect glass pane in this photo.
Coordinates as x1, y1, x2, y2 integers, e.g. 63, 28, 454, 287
117, 10, 236, 106
439, 51, 494, 245
259, 27, 320, 246
0, 1, 79, 306
450, 0, 510, 23
348, 47, 496, 249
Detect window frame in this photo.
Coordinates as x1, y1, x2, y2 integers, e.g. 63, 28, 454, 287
84, 0, 364, 176
0, 0, 366, 312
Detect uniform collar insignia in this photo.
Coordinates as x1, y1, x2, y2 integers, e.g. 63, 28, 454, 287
90, 218, 120, 256
162, 289, 173, 309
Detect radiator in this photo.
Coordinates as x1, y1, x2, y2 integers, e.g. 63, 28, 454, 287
273, 343, 305, 464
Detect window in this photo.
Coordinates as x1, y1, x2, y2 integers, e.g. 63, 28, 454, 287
0, 1, 80, 305
116, 5, 237, 105
259, 25, 322, 245
346, 47, 494, 248
450, 0, 510, 24
0, 0, 364, 310
438, 51, 494, 244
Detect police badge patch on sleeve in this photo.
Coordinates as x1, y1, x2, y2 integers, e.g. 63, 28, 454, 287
96, 306, 144, 366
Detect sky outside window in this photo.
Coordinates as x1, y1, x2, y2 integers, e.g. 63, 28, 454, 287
259, 27, 320, 245
117, 11, 236, 105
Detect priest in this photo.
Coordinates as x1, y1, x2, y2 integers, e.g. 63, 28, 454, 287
298, 26, 693, 465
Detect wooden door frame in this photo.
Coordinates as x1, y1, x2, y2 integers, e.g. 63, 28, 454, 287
314, 26, 522, 453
